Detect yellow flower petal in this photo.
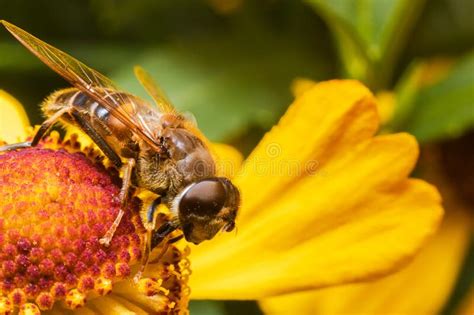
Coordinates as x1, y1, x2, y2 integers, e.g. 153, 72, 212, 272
290, 78, 317, 98
211, 142, 244, 178
376, 91, 396, 125
236, 80, 379, 224
293, 79, 395, 130
189, 80, 443, 299
0, 90, 29, 143
259, 206, 470, 315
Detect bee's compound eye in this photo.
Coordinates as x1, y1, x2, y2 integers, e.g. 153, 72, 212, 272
179, 179, 226, 216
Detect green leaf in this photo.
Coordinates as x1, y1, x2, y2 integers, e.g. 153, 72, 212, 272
403, 52, 474, 142
111, 36, 329, 141
407, 0, 474, 56
189, 301, 227, 315
305, 0, 426, 88
386, 60, 426, 131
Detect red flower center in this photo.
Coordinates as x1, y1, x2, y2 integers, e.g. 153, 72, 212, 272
0, 148, 145, 311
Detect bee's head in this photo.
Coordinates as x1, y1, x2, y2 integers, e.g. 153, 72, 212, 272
172, 177, 240, 244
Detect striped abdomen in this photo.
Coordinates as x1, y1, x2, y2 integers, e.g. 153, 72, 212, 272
41, 88, 138, 158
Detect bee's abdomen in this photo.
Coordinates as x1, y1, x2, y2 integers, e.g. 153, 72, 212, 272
40, 88, 78, 117
41, 88, 142, 159
42, 89, 111, 121
74, 92, 111, 122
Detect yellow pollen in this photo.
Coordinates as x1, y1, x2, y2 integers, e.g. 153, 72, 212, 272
0, 296, 13, 314
65, 289, 86, 309
19, 303, 40, 315
136, 278, 169, 297
94, 277, 113, 296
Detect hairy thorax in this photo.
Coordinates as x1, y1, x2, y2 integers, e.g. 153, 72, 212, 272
136, 127, 216, 199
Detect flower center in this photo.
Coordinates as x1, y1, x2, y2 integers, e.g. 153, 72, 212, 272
0, 147, 145, 311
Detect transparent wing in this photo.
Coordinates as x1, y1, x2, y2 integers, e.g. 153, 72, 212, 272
133, 66, 213, 146
0, 20, 161, 151
134, 66, 177, 114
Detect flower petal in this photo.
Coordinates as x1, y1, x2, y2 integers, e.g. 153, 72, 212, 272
290, 78, 317, 98
0, 90, 29, 143
376, 91, 396, 125
189, 80, 443, 299
259, 206, 470, 315
190, 175, 442, 299
211, 142, 244, 178
235, 80, 379, 224
88, 296, 147, 315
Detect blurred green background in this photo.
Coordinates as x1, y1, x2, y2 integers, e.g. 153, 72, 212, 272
0, 0, 472, 314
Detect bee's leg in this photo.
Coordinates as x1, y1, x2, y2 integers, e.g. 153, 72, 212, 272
133, 198, 160, 283
151, 220, 179, 249
134, 220, 179, 282
133, 230, 153, 283
146, 197, 162, 225
133, 197, 162, 282
0, 142, 32, 152
168, 234, 184, 244
0, 107, 70, 152
31, 107, 71, 146
99, 158, 136, 246
71, 109, 128, 246
70, 110, 122, 168
147, 233, 183, 265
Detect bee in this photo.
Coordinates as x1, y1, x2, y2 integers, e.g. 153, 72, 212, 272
0, 21, 240, 264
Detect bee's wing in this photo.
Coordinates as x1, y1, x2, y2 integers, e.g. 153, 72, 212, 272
133, 66, 177, 114
0, 20, 162, 151
133, 65, 213, 146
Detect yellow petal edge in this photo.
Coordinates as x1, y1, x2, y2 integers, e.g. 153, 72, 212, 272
0, 90, 29, 143
260, 206, 469, 315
